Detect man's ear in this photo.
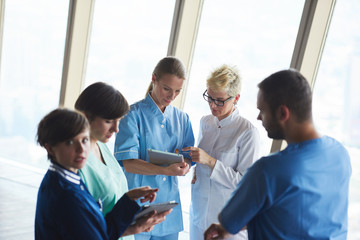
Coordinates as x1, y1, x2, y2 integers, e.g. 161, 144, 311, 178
277, 105, 290, 122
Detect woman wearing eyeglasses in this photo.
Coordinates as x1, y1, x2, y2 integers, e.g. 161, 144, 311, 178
114, 56, 195, 240
182, 65, 260, 240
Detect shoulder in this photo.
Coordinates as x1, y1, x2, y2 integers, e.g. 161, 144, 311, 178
97, 142, 112, 155
128, 99, 146, 114
169, 105, 191, 121
322, 136, 346, 149
39, 172, 82, 208
233, 112, 257, 130
199, 114, 215, 128
312, 136, 350, 160
201, 114, 214, 123
251, 151, 282, 170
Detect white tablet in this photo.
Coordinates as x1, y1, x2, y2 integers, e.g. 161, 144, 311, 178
134, 201, 178, 220
148, 149, 184, 165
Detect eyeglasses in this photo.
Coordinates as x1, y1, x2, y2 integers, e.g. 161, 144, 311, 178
203, 90, 234, 107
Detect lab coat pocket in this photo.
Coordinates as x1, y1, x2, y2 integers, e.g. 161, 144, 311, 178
215, 150, 239, 170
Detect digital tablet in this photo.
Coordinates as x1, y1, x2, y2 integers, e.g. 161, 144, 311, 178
148, 149, 184, 165
134, 201, 178, 220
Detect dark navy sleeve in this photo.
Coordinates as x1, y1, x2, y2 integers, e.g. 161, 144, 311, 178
105, 194, 141, 239
54, 191, 109, 240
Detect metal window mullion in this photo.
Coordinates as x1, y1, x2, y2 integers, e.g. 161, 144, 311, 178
270, 0, 336, 153
168, 0, 204, 110
59, 0, 94, 109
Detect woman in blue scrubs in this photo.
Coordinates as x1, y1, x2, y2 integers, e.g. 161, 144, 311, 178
114, 56, 195, 240
35, 108, 159, 240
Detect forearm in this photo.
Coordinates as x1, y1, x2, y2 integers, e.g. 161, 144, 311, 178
105, 194, 140, 240
123, 159, 168, 175
210, 160, 243, 189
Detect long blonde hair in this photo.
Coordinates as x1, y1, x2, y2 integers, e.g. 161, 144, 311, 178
145, 56, 186, 97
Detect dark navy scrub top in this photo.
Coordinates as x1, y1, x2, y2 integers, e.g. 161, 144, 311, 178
35, 163, 140, 240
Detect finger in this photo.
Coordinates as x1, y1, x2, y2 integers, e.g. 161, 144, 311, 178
140, 192, 157, 203
159, 209, 172, 216
191, 176, 197, 184
178, 161, 188, 167
204, 229, 218, 240
143, 188, 159, 195
149, 192, 157, 203
145, 210, 157, 218
182, 146, 194, 151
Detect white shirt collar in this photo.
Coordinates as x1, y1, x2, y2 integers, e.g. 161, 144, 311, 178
49, 163, 81, 185
215, 107, 239, 128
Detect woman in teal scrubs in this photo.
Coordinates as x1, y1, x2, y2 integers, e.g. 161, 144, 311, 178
76, 82, 171, 240
114, 57, 195, 240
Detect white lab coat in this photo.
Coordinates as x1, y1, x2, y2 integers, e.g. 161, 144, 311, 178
190, 107, 260, 240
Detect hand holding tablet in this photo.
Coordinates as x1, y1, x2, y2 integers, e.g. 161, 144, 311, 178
134, 201, 178, 220
148, 149, 184, 165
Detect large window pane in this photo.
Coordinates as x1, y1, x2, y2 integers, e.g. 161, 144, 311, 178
312, 0, 360, 238
184, 0, 305, 156
0, 0, 69, 169
85, 0, 175, 105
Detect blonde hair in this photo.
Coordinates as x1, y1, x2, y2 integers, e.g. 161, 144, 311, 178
206, 64, 241, 97
145, 56, 186, 97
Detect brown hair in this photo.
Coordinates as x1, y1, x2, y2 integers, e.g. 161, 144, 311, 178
145, 56, 186, 97
75, 82, 129, 121
37, 108, 89, 162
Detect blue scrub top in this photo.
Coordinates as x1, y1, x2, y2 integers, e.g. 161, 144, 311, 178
35, 163, 140, 240
114, 93, 195, 236
219, 136, 352, 240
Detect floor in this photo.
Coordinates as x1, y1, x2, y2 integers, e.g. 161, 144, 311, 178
0, 157, 190, 240
0, 157, 45, 240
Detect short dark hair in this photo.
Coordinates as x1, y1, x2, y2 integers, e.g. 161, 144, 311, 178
258, 69, 312, 122
37, 108, 89, 161
75, 82, 129, 120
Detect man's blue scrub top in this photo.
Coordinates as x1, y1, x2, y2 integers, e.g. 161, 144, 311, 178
35, 163, 140, 240
219, 136, 351, 240
114, 94, 194, 236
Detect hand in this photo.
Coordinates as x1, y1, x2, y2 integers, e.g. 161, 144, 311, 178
204, 223, 232, 240
126, 186, 158, 203
165, 161, 190, 176
191, 166, 197, 184
138, 209, 172, 232
121, 209, 172, 236
182, 147, 216, 169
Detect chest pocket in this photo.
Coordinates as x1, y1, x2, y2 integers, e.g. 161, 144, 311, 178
214, 149, 239, 170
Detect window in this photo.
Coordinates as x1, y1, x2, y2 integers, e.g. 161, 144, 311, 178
0, 0, 69, 169
85, 0, 176, 105
312, 0, 360, 237
184, 0, 305, 156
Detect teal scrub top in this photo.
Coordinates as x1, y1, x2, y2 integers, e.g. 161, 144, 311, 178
114, 93, 195, 237
79, 141, 134, 240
